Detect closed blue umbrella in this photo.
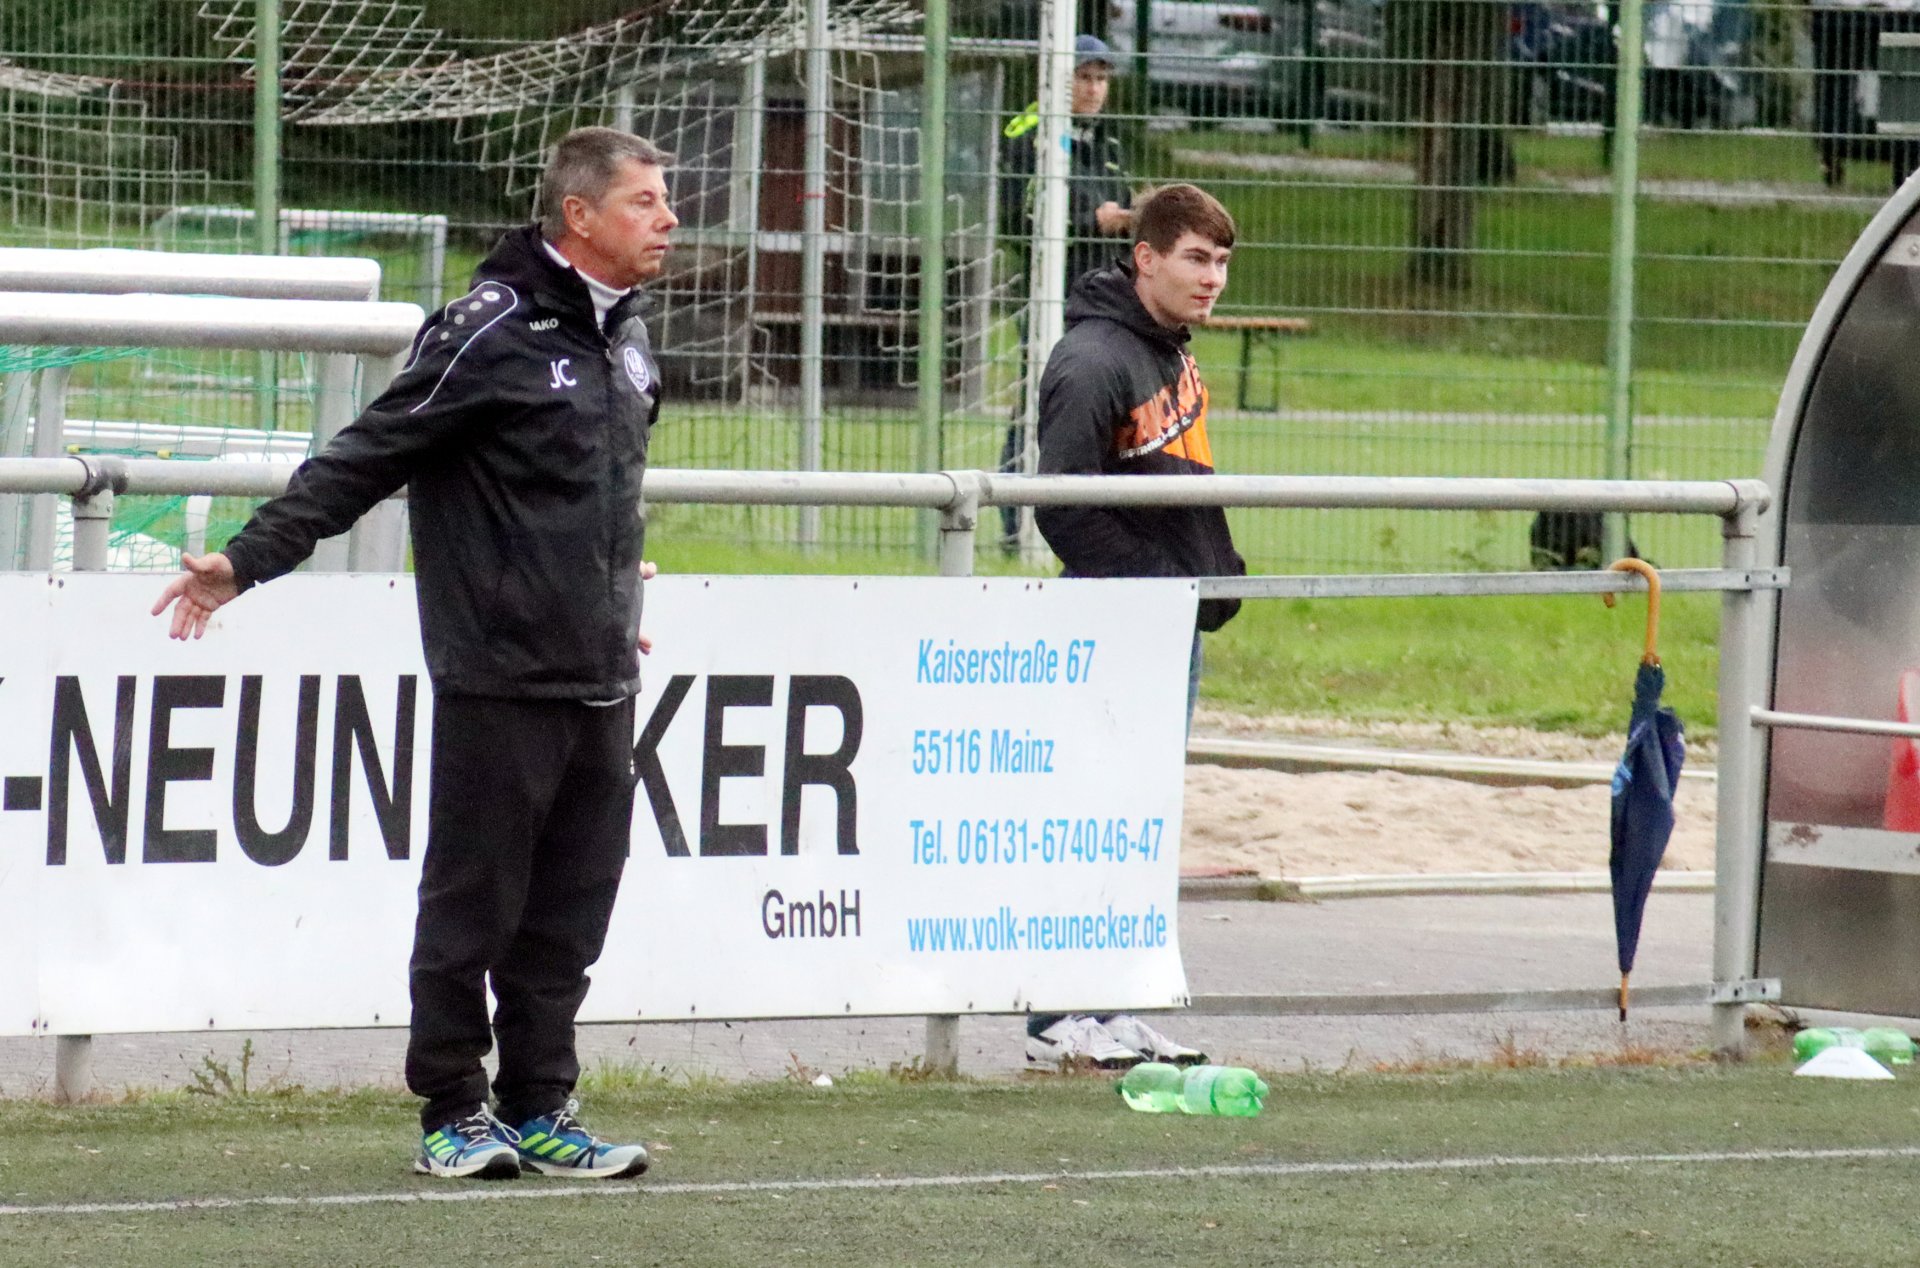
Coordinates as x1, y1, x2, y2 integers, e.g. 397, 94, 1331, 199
1606, 559, 1685, 1021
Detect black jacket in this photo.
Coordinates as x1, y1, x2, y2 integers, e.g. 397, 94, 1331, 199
224, 225, 661, 698
1034, 262, 1246, 632
1000, 107, 1133, 289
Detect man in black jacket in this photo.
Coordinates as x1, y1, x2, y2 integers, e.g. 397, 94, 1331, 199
152, 127, 673, 1182
1025, 182, 1246, 1070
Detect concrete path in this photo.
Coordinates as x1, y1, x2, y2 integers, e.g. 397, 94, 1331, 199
0, 889, 1716, 1098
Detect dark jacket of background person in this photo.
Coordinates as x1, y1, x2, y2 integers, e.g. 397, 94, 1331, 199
1035, 262, 1246, 632
1001, 108, 1133, 288
222, 225, 662, 699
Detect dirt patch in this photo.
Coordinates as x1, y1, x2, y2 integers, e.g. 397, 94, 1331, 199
1183, 715, 1715, 879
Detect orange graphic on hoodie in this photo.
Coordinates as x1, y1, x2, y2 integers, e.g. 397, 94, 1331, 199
1116, 351, 1212, 468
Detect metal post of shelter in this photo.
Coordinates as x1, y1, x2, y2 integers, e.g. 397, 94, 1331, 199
1712, 497, 1765, 1058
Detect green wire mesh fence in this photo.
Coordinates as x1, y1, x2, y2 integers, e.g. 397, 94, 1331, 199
0, 1, 1897, 571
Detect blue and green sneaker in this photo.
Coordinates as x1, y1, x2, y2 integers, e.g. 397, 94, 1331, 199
511, 1099, 649, 1179
414, 1107, 521, 1180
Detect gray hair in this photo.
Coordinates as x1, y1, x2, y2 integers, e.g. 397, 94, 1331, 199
538, 127, 672, 240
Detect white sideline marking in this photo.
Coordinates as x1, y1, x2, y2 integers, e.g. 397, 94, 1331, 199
6, 1145, 1920, 1219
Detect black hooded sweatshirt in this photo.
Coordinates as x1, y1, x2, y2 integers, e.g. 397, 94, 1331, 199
1034, 261, 1246, 632
223, 225, 661, 699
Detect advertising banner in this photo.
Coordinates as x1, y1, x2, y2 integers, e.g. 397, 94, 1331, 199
0, 573, 1197, 1035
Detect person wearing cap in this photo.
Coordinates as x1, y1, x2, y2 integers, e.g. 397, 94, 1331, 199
998, 33, 1138, 550
1001, 33, 1135, 287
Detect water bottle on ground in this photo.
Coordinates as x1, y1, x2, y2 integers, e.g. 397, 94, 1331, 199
1118, 1062, 1185, 1113
1864, 1026, 1916, 1066
1179, 1065, 1269, 1117
1119, 1063, 1269, 1116
1793, 1026, 1865, 1063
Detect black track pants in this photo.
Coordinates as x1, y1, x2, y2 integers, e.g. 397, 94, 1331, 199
404, 694, 637, 1131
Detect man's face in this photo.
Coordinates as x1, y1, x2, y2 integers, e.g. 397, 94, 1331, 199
1071, 64, 1111, 115
565, 158, 679, 288
1134, 230, 1231, 328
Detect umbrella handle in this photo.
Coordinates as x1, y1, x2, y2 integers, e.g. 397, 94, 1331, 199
1601, 558, 1661, 666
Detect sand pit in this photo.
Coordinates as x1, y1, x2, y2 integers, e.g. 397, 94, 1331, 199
1181, 714, 1715, 879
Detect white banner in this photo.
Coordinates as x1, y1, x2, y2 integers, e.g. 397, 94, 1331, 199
0, 573, 1197, 1036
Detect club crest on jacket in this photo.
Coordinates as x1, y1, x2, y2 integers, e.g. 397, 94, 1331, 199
623, 345, 651, 394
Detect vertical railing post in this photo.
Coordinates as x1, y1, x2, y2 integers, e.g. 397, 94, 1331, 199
69, 472, 113, 573
0, 371, 32, 567
56, 454, 120, 1102
1712, 497, 1764, 1059
24, 365, 69, 571
54, 1035, 93, 1104
309, 352, 356, 573
921, 470, 984, 1074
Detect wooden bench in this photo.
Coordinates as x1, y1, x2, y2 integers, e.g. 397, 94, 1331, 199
1203, 315, 1313, 412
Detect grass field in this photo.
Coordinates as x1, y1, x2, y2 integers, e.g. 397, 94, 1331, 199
11, 1056, 1920, 1266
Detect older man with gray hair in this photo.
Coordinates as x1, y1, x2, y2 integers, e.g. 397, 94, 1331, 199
152, 126, 678, 1181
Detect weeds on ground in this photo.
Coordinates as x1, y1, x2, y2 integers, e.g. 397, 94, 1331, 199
1361, 1030, 1730, 1076
578, 1061, 729, 1097
182, 1039, 301, 1098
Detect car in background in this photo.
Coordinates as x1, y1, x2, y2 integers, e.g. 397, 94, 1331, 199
1104, 0, 1299, 115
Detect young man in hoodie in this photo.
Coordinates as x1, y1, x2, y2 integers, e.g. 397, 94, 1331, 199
151, 127, 672, 1181
1024, 182, 1247, 1069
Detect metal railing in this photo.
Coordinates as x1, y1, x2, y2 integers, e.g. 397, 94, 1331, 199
25, 460, 1777, 1095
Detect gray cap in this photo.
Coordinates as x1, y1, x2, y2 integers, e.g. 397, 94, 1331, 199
1074, 34, 1115, 70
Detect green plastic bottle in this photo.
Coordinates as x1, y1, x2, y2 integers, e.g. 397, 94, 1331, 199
1864, 1027, 1916, 1067
1793, 1026, 1864, 1062
1177, 1065, 1270, 1117
1118, 1062, 1186, 1113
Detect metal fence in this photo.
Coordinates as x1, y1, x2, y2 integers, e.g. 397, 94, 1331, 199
0, 1, 1895, 571
22, 456, 1779, 1092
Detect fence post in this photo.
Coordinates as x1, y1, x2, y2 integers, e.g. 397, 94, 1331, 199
1712, 496, 1763, 1059
916, 0, 949, 560
55, 455, 122, 1101
1019, 0, 1076, 561
798, 0, 829, 549
921, 470, 984, 1074
253, 0, 282, 436
1603, 0, 1646, 564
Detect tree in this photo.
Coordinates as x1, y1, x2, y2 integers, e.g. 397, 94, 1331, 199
1390, 0, 1515, 290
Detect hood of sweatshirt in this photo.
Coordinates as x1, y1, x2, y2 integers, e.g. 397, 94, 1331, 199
1063, 259, 1189, 353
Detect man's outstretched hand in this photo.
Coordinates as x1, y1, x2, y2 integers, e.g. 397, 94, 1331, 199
638, 560, 658, 654
152, 552, 240, 641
